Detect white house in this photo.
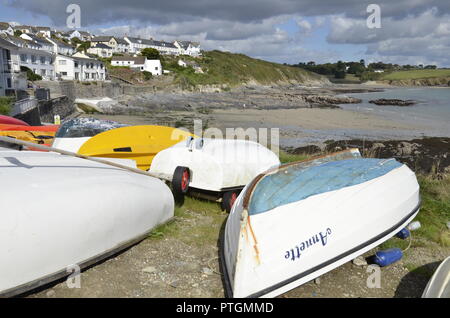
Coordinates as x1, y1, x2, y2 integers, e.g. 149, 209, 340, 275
0, 34, 42, 50
87, 43, 113, 58
55, 54, 106, 81
150, 40, 179, 55
67, 30, 92, 42
46, 37, 75, 56
34, 26, 52, 38
0, 22, 14, 36
115, 37, 130, 54
90, 36, 119, 52
18, 47, 55, 81
174, 40, 201, 57
124, 37, 153, 54
111, 56, 162, 76
20, 33, 54, 53
0, 38, 26, 95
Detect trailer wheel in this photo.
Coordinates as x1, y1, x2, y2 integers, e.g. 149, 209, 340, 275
172, 166, 190, 196
222, 191, 239, 213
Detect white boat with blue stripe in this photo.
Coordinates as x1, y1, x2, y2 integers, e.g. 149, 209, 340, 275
222, 149, 421, 298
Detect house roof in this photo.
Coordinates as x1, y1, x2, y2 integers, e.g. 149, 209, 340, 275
125, 37, 154, 45
152, 40, 177, 49
91, 36, 116, 42
176, 40, 200, 49
23, 34, 53, 46
35, 26, 51, 31
51, 38, 74, 48
0, 37, 19, 50
115, 37, 128, 45
1, 34, 42, 49
93, 43, 112, 49
112, 55, 146, 64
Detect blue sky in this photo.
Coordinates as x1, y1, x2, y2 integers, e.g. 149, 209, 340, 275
1, 0, 449, 66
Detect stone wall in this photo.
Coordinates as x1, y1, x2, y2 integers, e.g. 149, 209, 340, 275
38, 96, 75, 123
36, 80, 157, 100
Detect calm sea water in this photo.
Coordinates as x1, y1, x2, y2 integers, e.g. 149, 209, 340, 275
340, 87, 450, 138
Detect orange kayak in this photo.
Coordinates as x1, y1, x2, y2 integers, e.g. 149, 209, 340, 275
0, 124, 59, 132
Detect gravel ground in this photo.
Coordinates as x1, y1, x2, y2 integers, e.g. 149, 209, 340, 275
28, 209, 449, 298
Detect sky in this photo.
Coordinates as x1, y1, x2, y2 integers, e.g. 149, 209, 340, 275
1, 0, 449, 67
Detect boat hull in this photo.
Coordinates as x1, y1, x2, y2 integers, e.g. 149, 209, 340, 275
0, 150, 174, 297
150, 138, 280, 192
78, 125, 195, 171
0, 115, 29, 126
222, 151, 421, 298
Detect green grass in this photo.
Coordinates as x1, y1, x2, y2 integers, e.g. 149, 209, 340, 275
148, 196, 227, 247
0, 96, 14, 115
381, 69, 450, 81
163, 50, 324, 89
279, 151, 310, 164
381, 174, 450, 250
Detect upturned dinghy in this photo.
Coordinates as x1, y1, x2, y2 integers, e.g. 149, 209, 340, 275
222, 149, 421, 298
422, 256, 450, 298
52, 118, 128, 152
78, 125, 196, 171
149, 138, 280, 212
0, 149, 174, 297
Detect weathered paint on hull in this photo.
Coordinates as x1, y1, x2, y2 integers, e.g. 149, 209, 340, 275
223, 149, 421, 298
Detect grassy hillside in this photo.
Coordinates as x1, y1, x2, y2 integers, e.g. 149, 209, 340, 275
163, 50, 327, 88
381, 69, 450, 80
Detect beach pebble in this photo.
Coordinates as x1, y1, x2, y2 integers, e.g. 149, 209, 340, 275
352, 256, 368, 267
46, 290, 56, 298
202, 267, 214, 275
314, 277, 321, 285
142, 266, 157, 274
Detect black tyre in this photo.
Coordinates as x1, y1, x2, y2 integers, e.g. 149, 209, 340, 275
221, 191, 239, 213
172, 166, 190, 196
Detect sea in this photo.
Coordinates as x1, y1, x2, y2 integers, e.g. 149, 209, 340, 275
339, 87, 450, 138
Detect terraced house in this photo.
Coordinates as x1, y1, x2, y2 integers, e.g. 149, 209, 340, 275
0, 22, 14, 36
55, 54, 106, 81
18, 47, 55, 80
0, 38, 26, 96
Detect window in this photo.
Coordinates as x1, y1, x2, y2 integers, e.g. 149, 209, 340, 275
7, 78, 11, 88
61, 72, 67, 76
59, 60, 67, 65
85, 73, 90, 79
74, 61, 79, 68
20, 54, 27, 63
31, 55, 36, 64
40, 69, 46, 76
40, 56, 45, 64
155, 67, 158, 71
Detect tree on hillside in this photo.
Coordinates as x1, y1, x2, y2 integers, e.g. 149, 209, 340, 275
71, 37, 82, 45
141, 48, 160, 60
14, 30, 22, 37
77, 41, 91, 53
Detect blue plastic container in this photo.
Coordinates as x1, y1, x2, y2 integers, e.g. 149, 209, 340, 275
395, 228, 411, 240
373, 248, 403, 267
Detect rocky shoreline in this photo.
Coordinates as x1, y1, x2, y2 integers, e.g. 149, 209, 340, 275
287, 137, 450, 174
88, 84, 368, 115
369, 98, 417, 106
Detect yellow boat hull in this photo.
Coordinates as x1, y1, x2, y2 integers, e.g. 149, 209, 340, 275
78, 125, 196, 170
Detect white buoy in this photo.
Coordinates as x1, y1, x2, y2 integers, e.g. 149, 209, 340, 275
408, 221, 421, 231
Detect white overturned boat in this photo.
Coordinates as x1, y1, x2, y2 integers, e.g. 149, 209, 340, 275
52, 118, 127, 152
149, 137, 280, 212
422, 256, 450, 298
222, 149, 421, 298
0, 149, 174, 297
